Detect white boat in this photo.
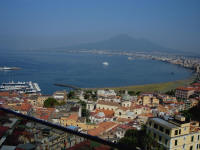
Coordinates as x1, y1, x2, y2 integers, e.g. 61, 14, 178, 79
102, 62, 109, 66
0, 66, 20, 70
128, 57, 134, 60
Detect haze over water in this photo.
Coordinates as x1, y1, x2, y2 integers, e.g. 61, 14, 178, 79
0, 51, 193, 94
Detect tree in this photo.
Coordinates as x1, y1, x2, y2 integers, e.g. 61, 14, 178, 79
128, 91, 136, 96
84, 93, 90, 99
136, 91, 141, 95
119, 126, 162, 150
78, 100, 86, 108
43, 98, 59, 108
165, 89, 175, 96
68, 91, 75, 99
181, 102, 200, 122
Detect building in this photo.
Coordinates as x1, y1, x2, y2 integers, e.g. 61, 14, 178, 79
53, 90, 67, 103
137, 95, 159, 106
175, 87, 195, 99
146, 115, 200, 150
86, 101, 96, 111
60, 113, 96, 131
36, 95, 50, 107
97, 89, 116, 99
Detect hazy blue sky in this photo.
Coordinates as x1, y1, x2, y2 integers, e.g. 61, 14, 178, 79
0, 0, 199, 52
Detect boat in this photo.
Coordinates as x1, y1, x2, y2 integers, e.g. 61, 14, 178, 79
0, 66, 21, 70
102, 62, 109, 66
128, 57, 134, 60
0, 81, 41, 94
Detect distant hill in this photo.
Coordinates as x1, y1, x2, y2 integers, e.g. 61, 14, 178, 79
61, 34, 177, 53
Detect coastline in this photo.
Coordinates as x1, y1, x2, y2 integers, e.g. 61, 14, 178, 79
89, 75, 195, 93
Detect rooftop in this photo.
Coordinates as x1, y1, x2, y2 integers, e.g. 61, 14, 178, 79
151, 118, 177, 129
0, 107, 135, 150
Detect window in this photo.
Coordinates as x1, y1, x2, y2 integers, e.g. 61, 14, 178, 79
179, 129, 181, 134
159, 136, 162, 142
159, 126, 164, 132
197, 144, 198, 149
154, 133, 156, 138
190, 146, 193, 150
191, 136, 194, 142
175, 130, 178, 135
154, 124, 158, 129
149, 121, 152, 126
175, 139, 178, 146
183, 144, 185, 149
165, 139, 168, 145
198, 135, 200, 140
165, 129, 170, 135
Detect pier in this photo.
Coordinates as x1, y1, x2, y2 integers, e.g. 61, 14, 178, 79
54, 83, 81, 90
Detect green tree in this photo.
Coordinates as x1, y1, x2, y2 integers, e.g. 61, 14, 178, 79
84, 93, 90, 99
119, 126, 162, 150
165, 89, 175, 96
181, 102, 200, 122
68, 91, 75, 99
128, 91, 136, 96
43, 98, 59, 108
136, 91, 141, 95
78, 100, 86, 108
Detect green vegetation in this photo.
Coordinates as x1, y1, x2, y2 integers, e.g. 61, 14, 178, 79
78, 100, 90, 122
181, 102, 200, 122
43, 98, 59, 108
165, 89, 175, 96
84, 90, 97, 101
106, 77, 194, 93
119, 126, 165, 150
68, 91, 75, 99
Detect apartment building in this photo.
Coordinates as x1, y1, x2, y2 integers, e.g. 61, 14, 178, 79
175, 87, 195, 99
146, 115, 200, 150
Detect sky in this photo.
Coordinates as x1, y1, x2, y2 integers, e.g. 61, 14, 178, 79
0, 0, 199, 52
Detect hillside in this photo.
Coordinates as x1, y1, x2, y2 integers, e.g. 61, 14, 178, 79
62, 34, 177, 53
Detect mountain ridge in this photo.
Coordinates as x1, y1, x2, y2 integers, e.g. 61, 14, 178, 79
59, 34, 177, 53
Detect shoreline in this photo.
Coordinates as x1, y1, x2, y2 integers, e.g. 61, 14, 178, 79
88, 75, 195, 93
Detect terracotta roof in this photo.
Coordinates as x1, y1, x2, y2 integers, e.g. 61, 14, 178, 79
88, 122, 118, 136
138, 113, 153, 117
97, 100, 120, 107
176, 87, 195, 91
116, 118, 132, 123
94, 109, 115, 118
20, 103, 32, 111
192, 83, 200, 87
116, 124, 136, 130
67, 113, 79, 121
0, 91, 18, 97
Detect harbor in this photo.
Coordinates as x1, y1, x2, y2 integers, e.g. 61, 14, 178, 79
0, 81, 41, 94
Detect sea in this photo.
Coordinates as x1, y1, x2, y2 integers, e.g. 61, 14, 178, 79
0, 50, 193, 94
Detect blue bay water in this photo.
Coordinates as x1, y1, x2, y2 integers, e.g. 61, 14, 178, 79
0, 50, 193, 94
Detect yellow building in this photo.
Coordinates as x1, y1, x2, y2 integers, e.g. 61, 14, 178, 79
37, 95, 50, 107
96, 100, 120, 111
60, 113, 96, 131
137, 96, 159, 106
146, 115, 200, 150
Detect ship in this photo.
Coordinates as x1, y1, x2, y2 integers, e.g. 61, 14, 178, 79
102, 62, 109, 66
0, 81, 41, 94
0, 66, 21, 70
